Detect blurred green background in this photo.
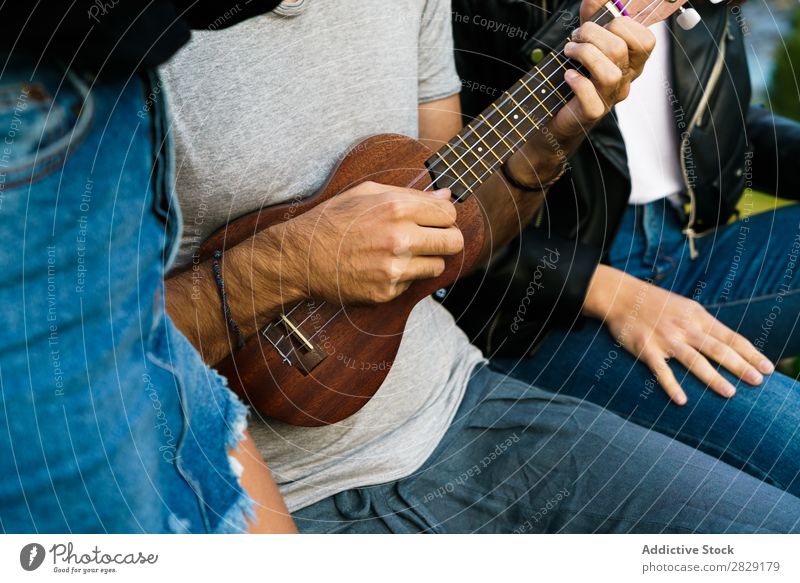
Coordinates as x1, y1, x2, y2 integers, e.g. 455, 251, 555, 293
768, 5, 800, 121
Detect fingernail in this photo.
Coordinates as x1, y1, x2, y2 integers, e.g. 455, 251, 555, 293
564, 69, 579, 82
565, 42, 577, 54
675, 393, 688, 406
433, 188, 451, 197
758, 359, 775, 375
570, 28, 581, 41
721, 382, 737, 397
746, 370, 763, 385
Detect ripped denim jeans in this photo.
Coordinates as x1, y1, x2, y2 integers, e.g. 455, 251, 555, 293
0, 56, 252, 533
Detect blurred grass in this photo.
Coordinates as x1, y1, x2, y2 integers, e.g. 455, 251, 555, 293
738, 190, 793, 218
770, 6, 800, 121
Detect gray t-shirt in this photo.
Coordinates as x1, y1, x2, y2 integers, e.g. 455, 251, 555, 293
162, 0, 485, 512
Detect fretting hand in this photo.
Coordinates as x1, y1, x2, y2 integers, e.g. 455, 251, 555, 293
508, 1, 656, 186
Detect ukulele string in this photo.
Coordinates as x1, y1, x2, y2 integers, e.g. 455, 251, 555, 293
440, 0, 661, 190
434, 0, 665, 197
426, 0, 666, 198
276, 0, 667, 349
281, 299, 323, 321
272, 298, 329, 337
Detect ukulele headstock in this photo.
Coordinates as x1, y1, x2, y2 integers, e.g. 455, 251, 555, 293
588, 0, 693, 27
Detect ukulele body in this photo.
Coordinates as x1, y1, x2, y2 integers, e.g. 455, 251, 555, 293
200, 134, 485, 426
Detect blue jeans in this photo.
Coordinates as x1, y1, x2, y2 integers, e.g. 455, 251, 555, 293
294, 365, 800, 533
496, 199, 800, 499
0, 58, 251, 533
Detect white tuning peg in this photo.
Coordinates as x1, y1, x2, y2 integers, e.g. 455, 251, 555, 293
677, 7, 701, 30
709, 0, 726, 4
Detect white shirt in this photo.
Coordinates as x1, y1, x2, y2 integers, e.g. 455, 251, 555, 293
615, 22, 685, 205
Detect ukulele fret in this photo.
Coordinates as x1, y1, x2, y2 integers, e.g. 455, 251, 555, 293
505, 92, 539, 130
479, 113, 513, 150
550, 52, 569, 76
522, 76, 553, 118
491, 103, 526, 141
445, 143, 483, 184
535, 64, 567, 105
471, 126, 505, 164
433, 150, 473, 192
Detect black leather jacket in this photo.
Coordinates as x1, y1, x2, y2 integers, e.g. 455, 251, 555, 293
0, 1, 281, 76
443, 0, 800, 357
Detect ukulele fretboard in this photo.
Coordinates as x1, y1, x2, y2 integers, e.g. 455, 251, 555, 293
427, 4, 619, 200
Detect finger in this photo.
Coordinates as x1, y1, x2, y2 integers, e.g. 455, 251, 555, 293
643, 351, 688, 405
571, 21, 630, 72
414, 187, 453, 200
564, 41, 623, 102
353, 181, 451, 200
408, 226, 464, 256
407, 196, 458, 227
674, 344, 737, 398
706, 318, 775, 375
396, 256, 447, 282
690, 331, 764, 386
605, 17, 657, 79
561, 69, 607, 126
579, 0, 610, 24
377, 190, 457, 227
385, 279, 412, 300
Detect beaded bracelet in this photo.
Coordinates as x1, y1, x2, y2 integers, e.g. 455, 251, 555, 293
210, 250, 246, 351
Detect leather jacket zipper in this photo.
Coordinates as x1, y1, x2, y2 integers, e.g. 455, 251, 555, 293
680, 16, 730, 259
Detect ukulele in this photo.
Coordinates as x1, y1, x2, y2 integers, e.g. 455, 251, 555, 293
201, 0, 695, 426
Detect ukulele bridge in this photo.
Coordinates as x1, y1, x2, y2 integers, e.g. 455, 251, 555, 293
262, 310, 328, 374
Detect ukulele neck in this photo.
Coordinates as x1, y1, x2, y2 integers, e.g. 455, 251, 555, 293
426, 1, 625, 201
